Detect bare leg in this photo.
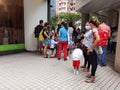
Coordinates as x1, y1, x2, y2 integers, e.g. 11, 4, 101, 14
43, 45, 48, 57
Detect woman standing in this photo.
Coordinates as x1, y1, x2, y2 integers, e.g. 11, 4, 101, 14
43, 22, 50, 58
81, 22, 93, 72
68, 22, 74, 54
85, 19, 100, 83
57, 22, 68, 60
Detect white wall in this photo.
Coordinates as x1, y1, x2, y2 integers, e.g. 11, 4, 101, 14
24, 0, 47, 51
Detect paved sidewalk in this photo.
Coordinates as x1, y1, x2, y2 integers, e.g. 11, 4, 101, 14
0, 52, 120, 90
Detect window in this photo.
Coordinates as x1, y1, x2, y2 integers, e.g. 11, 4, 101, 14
64, 2, 66, 5
59, 8, 61, 10
59, 3, 61, 6
0, 0, 24, 45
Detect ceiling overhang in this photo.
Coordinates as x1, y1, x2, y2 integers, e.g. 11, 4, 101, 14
77, 0, 120, 13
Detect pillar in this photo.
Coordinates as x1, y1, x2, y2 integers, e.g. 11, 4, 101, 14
114, 9, 120, 73
23, 0, 48, 51
81, 13, 90, 29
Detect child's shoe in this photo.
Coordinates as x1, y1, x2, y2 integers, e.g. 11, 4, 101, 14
73, 69, 76, 75
50, 55, 55, 58
67, 56, 69, 60
76, 70, 79, 75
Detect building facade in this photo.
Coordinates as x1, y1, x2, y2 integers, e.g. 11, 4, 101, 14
50, 0, 56, 17
56, 0, 76, 14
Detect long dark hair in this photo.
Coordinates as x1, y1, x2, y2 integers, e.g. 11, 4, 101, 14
61, 22, 68, 30
69, 22, 73, 27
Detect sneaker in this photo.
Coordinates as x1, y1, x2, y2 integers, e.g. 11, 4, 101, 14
67, 56, 69, 60
50, 55, 55, 58
76, 70, 79, 75
73, 69, 76, 75
100, 64, 107, 67
58, 58, 61, 60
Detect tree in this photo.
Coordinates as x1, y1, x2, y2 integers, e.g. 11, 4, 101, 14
50, 12, 81, 28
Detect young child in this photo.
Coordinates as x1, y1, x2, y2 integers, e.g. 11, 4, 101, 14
50, 35, 58, 58
72, 44, 84, 75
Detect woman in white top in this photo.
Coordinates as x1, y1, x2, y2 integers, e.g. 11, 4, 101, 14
110, 27, 118, 54
81, 22, 93, 72
68, 22, 74, 54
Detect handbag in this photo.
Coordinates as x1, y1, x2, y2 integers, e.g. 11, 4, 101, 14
94, 46, 103, 54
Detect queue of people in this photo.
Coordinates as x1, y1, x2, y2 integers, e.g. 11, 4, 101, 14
34, 17, 113, 83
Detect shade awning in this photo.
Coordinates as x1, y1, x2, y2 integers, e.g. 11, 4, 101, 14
77, 0, 120, 13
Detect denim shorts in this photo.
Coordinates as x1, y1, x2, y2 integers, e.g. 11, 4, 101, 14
43, 39, 49, 45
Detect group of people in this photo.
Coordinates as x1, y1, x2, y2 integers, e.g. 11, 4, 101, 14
72, 18, 111, 83
34, 20, 50, 58
34, 17, 112, 83
34, 20, 75, 60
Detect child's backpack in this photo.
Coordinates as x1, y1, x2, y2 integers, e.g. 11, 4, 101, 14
39, 29, 44, 41
97, 28, 109, 46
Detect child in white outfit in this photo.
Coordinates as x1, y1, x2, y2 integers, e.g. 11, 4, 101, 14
72, 45, 84, 75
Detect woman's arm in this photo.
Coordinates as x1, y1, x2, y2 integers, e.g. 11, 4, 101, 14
87, 32, 100, 53
91, 32, 100, 48
57, 30, 61, 38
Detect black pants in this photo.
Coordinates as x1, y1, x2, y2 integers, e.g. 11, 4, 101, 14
110, 42, 116, 54
83, 47, 90, 69
88, 50, 97, 76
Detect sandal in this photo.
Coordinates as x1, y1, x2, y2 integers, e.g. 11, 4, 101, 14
83, 68, 89, 72
44, 54, 48, 58
81, 66, 86, 68
86, 74, 91, 78
50, 55, 55, 58
85, 78, 95, 83
44, 56, 48, 58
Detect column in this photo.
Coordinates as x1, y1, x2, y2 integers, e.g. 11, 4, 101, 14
81, 13, 90, 29
23, 0, 48, 51
114, 9, 120, 73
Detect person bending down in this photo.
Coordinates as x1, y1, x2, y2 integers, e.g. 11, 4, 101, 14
50, 35, 58, 58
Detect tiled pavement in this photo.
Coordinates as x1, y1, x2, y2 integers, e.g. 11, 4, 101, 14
0, 52, 120, 90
